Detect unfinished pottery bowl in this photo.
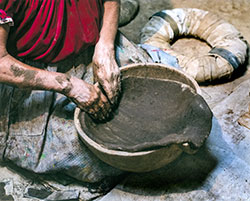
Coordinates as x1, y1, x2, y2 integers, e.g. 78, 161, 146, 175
74, 63, 213, 172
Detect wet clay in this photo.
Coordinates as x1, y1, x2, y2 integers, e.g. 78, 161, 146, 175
80, 77, 212, 152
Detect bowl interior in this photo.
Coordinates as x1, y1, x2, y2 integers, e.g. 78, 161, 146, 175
79, 76, 212, 152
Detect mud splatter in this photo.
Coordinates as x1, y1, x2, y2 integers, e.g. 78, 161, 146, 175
35, 77, 44, 86
10, 65, 37, 83
55, 75, 72, 94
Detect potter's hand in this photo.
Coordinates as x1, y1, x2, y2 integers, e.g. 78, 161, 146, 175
92, 40, 121, 105
66, 76, 112, 121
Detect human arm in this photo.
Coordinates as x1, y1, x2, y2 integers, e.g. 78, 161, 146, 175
0, 24, 111, 120
92, 0, 121, 105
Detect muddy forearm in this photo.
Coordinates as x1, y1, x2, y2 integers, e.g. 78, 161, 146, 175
0, 24, 74, 95
0, 54, 72, 94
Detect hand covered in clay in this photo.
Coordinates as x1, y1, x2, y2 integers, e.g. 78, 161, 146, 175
92, 39, 121, 106
66, 76, 112, 121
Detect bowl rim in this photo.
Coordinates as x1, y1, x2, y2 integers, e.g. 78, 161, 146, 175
120, 62, 202, 95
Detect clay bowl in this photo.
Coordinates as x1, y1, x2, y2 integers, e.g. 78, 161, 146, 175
74, 63, 213, 172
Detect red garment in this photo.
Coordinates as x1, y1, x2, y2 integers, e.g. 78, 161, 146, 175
0, 0, 103, 63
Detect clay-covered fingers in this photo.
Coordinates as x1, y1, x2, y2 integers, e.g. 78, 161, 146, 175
92, 40, 121, 106
86, 83, 112, 121
65, 76, 112, 121
98, 69, 121, 105
113, 74, 121, 106
93, 62, 121, 105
